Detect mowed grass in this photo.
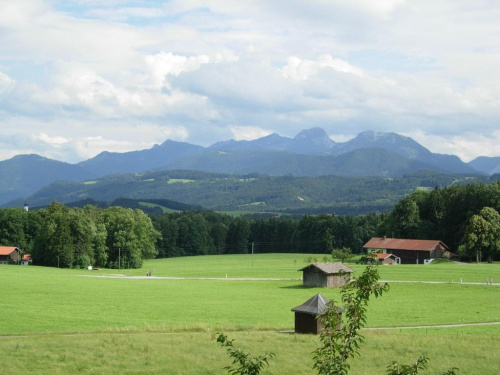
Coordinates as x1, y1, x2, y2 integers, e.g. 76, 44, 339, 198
1, 254, 500, 374
133, 253, 500, 283
1, 327, 499, 374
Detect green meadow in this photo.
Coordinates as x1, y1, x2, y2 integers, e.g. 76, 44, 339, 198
1, 254, 499, 374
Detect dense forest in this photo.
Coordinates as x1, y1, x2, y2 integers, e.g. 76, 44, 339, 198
1, 182, 499, 267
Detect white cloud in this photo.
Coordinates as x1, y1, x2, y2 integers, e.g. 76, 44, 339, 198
404, 130, 500, 163
86, 7, 166, 21
145, 52, 211, 88
339, 0, 405, 19
0, 0, 499, 163
281, 55, 364, 80
0, 72, 16, 95
230, 126, 273, 141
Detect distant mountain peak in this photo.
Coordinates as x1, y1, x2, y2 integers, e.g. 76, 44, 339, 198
357, 130, 407, 143
294, 127, 332, 141
288, 127, 336, 154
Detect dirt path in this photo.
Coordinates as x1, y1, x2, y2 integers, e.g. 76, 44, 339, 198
363, 321, 500, 330
80, 275, 500, 285
79, 275, 302, 281
381, 280, 500, 286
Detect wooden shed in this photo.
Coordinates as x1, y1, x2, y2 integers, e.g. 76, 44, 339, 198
299, 263, 354, 288
291, 294, 343, 334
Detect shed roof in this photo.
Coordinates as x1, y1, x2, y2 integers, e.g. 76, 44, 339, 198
291, 294, 344, 315
363, 238, 449, 252
0, 246, 18, 256
298, 262, 354, 274
375, 253, 399, 260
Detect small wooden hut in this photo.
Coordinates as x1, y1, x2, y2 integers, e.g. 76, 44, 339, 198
299, 263, 354, 288
291, 294, 343, 334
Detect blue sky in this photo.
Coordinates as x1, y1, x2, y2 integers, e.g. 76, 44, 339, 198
1, 0, 499, 163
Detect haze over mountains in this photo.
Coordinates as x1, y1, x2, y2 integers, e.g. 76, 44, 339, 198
1, 128, 499, 207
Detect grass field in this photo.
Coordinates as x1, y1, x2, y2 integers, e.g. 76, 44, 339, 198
1, 254, 499, 374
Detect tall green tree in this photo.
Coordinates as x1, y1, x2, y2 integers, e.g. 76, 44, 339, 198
103, 207, 159, 268
32, 202, 73, 267
226, 217, 251, 254
390, 197, 420, 238
331, 247, 353, 263
0, 208, 28, 250
153, 215, 179, 257
459, 207, 500, 262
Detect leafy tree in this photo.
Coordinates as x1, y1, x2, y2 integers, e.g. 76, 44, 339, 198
226, 217, 251, 254
0, 208, 26, 248
216, 333, 275, 375
153, 215, 179, 257
102, 207, 159, 268
32, 202, 74, 267
386, 356, 429, 375
313, 265, 459, 375
386, 355, 459, 375
331, 247, 354, 263
390, 197, 420, 238
211, 222, 228, 254
459, 207, 500, 262
313, 265, 389, 375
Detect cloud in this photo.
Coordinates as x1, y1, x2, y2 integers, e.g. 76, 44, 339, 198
0, 72, 15, 95
145, 52, 211, 89
281, 55, 364, 80
230, 126, 273, 141
403, 130, 500, 163
0, 0, 499, 163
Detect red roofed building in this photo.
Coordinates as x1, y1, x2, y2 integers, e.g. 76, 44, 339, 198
363, 237, 451, 264
376, 253, 401, 265
21, 253, 32, 266
0, 246, 20, 264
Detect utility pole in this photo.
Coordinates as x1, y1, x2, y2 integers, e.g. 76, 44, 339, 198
118, 248, 121, 270
251, 242, 254, 267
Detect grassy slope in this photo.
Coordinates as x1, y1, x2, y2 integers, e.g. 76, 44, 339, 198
1, 255, 499, 374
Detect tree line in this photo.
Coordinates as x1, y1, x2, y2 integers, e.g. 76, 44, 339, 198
1, 181, 499, 267
152, 211, 384, 257
0, 203, 384, 266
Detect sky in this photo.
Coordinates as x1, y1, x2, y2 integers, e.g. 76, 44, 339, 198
1, 0, 499, 164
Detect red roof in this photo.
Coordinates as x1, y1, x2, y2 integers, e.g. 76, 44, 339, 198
22, 254, 31, 261
376, 253, 394, 260
0, 246, 18, 256
363, 238, 449, 252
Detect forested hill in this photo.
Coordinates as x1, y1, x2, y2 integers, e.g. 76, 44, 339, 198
10, 169, 492, 216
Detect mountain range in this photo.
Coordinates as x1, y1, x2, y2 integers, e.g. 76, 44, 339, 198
1, 128, 499, 207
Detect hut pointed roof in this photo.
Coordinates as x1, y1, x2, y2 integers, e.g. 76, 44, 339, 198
291, 294, 329, 315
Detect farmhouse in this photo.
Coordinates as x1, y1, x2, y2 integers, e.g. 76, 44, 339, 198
367, 252, 401, 265
299, 262, 354, 288
0, 246, 20, 264
363, 237, 452, 264
291, 293, 343, 334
